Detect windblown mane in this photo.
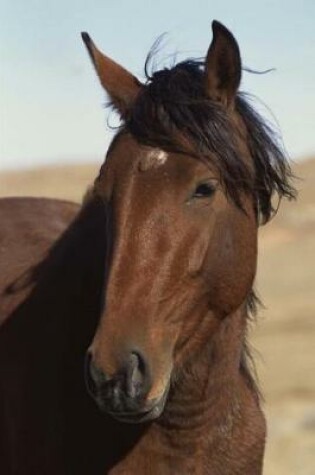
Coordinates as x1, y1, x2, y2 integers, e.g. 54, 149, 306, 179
120, 59, 296, 224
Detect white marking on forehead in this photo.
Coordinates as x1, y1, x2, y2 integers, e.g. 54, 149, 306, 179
139, 148, 168, 171
147, 149, 168, 165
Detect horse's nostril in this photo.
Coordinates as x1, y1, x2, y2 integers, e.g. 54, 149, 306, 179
84, 350, 151, 414
84, 352, 108, 398
124, 351, 150, 400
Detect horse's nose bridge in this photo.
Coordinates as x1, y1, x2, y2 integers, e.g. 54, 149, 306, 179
93, 191, 177, 368
105, 204, 172, 306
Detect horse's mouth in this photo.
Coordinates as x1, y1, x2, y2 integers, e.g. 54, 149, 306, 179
107, 401, 165, 424
97, 384, 170, 424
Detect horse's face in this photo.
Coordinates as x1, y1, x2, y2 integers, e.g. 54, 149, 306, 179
85, 132, 257, 422
82, 22, 260, 422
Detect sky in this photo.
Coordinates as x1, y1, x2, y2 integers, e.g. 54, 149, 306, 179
0, 0, 314, 170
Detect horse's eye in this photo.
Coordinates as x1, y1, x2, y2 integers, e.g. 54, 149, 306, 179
193, 182, 216, 198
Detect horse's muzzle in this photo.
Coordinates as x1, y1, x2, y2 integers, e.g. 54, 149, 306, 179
84, 351, 167, 423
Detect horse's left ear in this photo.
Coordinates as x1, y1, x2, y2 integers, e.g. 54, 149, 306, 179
205, 21, 241, 107
81, 32, 142, 117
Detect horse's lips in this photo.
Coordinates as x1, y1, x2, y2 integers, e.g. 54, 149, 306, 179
108, 402, 164, 424
101, 384, 170, 424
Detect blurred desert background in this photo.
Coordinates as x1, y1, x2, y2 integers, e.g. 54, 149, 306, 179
0, 158, 314, 475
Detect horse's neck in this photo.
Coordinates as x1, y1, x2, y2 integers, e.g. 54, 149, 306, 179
149, 304, 264, 474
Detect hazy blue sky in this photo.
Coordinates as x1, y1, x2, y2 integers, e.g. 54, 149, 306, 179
0, 0, 314, 170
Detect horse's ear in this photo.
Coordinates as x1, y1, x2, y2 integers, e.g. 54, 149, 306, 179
205, 21, 241, 107
81, 32, 142, 117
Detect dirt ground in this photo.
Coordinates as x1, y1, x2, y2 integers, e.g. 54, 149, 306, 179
1, 158, 314, 474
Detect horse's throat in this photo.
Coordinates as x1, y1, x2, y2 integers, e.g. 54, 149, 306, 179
159, 307, 247, 432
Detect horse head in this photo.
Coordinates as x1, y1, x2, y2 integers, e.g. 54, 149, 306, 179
82, 22, 294, 424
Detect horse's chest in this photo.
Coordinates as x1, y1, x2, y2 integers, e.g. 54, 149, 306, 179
105, 434, 215, 475
104, 428, 263, 475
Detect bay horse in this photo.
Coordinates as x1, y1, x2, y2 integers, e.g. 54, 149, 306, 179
0, 21, 295, 474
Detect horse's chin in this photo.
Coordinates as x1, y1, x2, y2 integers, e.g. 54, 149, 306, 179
108, 401, 165, 424
97, 386, 170, 424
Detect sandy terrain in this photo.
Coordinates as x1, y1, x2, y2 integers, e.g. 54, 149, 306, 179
0, 158, 314, 474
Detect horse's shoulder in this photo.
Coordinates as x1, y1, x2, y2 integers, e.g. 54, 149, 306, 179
0, 197, 79, 325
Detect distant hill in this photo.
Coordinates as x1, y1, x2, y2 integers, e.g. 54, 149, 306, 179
0, 163, 99, 203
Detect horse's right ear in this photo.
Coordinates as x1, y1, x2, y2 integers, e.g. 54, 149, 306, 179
81, 32, 142, 117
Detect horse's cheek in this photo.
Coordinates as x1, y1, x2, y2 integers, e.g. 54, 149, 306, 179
203, 212, 257, 314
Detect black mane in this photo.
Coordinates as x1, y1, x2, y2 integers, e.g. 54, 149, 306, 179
122, 59, 295, 224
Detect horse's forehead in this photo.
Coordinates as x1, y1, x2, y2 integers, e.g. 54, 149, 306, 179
138, 148, 169, 171
107, 134, 170, 171
107, 133, 206, 180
